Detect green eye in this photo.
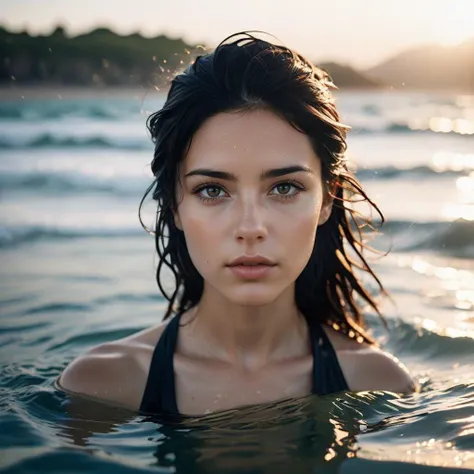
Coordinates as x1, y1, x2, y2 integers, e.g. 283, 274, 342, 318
202, 186, 222, 198
193, 184, 227, 202
275, 183, 292, 195
270, 181, 303, 197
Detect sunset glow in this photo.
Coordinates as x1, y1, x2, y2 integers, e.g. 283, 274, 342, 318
434, 0, 474, 46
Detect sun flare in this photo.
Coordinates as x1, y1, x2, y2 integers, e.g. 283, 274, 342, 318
435, 0, 474, 46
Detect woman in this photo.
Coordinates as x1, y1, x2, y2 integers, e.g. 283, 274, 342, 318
59, 32, 417, 416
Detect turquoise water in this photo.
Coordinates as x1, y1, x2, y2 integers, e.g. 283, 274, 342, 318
1, 89, 474, 472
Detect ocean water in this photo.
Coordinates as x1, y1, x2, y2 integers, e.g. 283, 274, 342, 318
1, 88, 474, 473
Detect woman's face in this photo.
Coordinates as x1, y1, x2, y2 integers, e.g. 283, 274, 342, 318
174, 108, 333, 306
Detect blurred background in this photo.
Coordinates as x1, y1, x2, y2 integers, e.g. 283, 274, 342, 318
1, 1, 474, 472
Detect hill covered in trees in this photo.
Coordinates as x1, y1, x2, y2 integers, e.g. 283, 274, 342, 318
1, 26, 201, 87
0, 26, 382, 89
5, 26, 471, 91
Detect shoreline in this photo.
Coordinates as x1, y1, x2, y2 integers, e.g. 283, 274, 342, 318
1, 84, 472, 102
0, 85, 169, 101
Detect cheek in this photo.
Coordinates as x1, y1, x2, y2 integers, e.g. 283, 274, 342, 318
179, 211, 218, 274
284, 209, 318, 251
278, 199, 320, 269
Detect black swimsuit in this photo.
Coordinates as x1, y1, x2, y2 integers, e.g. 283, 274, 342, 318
140, 312, 349, 415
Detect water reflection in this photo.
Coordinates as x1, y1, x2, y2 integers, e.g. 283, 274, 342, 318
431, 152, 474, 172
390, 254, 474, 346
49, 386, 474, 472
442, 174, 474, 221
426, 117, 474, 135
56, 394, 362, 473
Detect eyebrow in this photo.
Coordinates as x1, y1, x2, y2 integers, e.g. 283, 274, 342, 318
184, 165, 314, 181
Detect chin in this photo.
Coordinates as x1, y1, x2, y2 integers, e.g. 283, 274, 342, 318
222, 285, 284, 307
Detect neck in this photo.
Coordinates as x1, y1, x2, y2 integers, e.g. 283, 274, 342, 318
181, 285, 311, 370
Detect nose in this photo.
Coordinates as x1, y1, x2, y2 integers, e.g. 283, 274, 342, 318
233, 196, 268, 243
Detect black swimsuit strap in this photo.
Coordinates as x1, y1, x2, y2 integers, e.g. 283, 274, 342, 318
140, 312, 349, 415
307, 317, 349, 395
140, 312, 183, 415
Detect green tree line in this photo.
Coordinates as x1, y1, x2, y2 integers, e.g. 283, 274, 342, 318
0, 25, 381, 88
1, 25, 201, 86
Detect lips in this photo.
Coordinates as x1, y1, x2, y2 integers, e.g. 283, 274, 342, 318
226, 255, 277, 280
227, 255, 276, 267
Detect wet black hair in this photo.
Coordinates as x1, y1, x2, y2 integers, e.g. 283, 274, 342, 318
140, 32, 387, 344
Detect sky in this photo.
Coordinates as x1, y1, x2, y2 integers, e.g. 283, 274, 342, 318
1, 0, 474, 68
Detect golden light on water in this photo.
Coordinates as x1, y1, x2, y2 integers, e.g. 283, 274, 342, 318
431, 117, 474, 135
432, 152, 474, 172
428, 152, 474, 221
397, 256, 474, 333
448, 415, 474, 438
441, 174, 474, 221
416, 317, 474, 339
403, 94, 474, 136
457, 176, 474, 195
442, 204, 474, 221
405, 256, 474, 285
407, 116, 474, 135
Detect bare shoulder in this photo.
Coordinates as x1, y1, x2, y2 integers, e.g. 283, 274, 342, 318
323, 326, 418, 394
340, 346, 417, 393
57, 322, 169, 410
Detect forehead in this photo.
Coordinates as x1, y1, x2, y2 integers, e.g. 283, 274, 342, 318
182, 108, 320, 174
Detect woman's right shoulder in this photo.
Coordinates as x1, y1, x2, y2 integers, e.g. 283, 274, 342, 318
57, 320, 170, 411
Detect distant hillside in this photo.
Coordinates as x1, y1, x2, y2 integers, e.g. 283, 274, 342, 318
319, 62, 383, 89
4, 25, 470, 91
365, 38, 474, 91
1, 25, 383, 89
0, 26, 201, 87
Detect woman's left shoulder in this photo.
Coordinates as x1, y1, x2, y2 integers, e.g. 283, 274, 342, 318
324, 326, 418, 394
